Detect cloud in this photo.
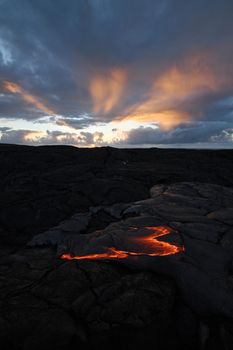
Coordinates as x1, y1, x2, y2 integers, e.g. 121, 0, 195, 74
0, 37, 13, 65
0, 126, 11, 132
123, 122, 233, 146
2, 121, 233, 148
90, 68, 127, 115
0, 0, 233, 145
3, 80, 55, 115
117, 53, 231, 130
0, 128, 104, 146
0, 129, 43, 144
55, 115, 95, 129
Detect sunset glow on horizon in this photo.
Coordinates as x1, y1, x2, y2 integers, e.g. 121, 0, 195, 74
0, 0, 232, 147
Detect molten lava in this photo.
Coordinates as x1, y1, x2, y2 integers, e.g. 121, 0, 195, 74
60, 226, 184, 261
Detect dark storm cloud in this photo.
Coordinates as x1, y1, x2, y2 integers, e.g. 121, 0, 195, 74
55, 115, 102, 130
0, 0, 233, 145
0, 129, 35, 144
125, 122, 233, 145
0, 126, 11, 132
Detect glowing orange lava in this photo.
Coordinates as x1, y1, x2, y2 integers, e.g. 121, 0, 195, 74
60, 226, 184, 261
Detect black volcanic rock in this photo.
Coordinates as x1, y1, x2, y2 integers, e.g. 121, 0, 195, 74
1, 144, 233, 245
0, 246, 176, 350
2, 145, 233, 350
29, 182, 233, 320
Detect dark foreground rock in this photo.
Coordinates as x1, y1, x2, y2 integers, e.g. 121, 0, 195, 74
0, 246, 177, 350
1, 144, 233, 245
2, 178, 233, 349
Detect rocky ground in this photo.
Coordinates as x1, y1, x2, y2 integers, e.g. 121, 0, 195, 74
1, 145, 233, 350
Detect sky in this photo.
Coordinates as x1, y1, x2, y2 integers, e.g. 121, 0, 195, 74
0, 0, 233, 148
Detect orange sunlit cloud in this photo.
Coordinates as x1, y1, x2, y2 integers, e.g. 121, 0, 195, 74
3, 81, 55, 115
23, 130, 45, 141
125, 110, 190, 131
89, 68, 127, 114
118, 55, 220, 130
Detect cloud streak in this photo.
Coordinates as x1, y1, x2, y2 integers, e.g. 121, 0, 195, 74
3, 81, 55, 116
90, 68, 127, 115
117, 54, 228, 130
0, 0, 233, 146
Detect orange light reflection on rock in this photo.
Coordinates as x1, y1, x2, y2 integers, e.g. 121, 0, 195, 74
60, 226, 184, 261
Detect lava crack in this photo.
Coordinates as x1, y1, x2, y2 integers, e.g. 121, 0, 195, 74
60, 226, 184, 261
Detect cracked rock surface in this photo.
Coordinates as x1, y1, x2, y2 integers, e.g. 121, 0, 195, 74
0, 246, 176, 350
2, 146, 233, 350
2, 181, 233, 349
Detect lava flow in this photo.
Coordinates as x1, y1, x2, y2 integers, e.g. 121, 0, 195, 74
60, 226, 184, 261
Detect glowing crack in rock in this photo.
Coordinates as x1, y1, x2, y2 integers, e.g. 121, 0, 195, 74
60, 226, 184, 261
